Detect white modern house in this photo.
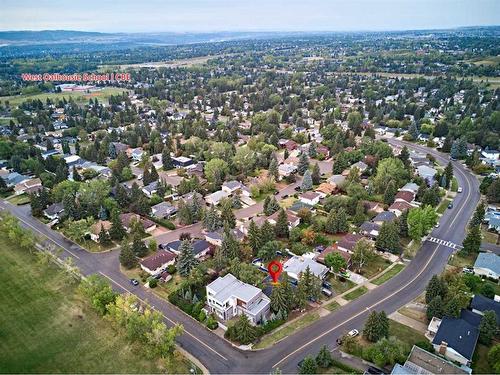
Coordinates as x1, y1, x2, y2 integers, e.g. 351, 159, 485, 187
206, 273, 270, 325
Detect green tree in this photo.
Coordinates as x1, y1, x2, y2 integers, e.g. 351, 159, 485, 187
220, 199, 236, 229
268, 156, 279, 180
470, 201, 486, 227
78, 274, 117, 316
301, 170, 313, 191
298, 152, 309, 176
375, 221, 401, 254
311, 163, 321, 185
248, 220, 263, 253
270, 272, 295, 317
98, 224, 112, 246
299, 356, 318, 375
479, 310, 498, 345
488, 344, 500, 374
176, 239, 199, 277
383, 180, 397, 205
119, 240, 137, 269
325, 252, 347, 277
316, 345, 333, 368
325, 207, 349, 234
203, 205, 221, 232
363, 310, 389, 342
426, 296, 445, 320
297, 266, 322, 302
407, 206, 438, 240
425, 275, 447, 303
132, 235, 148, 257
109, 210, 126, 241
462, 225, 481, 254
351, 238, 375, 272
275, 208, 289, 238
233, 314, 257, 344
264, 196, 280, 216
161, 147, 173, 170
220, 228, 240, 260
204, 158, 229, 188
258, 240, 281, 262
373, 158, 408, 193
444, 162, 453, 189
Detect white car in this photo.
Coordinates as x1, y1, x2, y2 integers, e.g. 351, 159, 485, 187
457, 187, 463, 193
348, 329, 359, 337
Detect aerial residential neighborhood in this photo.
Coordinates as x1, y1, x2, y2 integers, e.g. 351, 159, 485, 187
0, 1, 499, 375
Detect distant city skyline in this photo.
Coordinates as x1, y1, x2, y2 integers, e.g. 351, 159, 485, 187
1, 0, 499, 33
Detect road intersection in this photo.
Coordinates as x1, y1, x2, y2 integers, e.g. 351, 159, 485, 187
0, 140, 480, 374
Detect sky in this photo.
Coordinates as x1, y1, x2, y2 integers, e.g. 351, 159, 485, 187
1, 0, 499, 33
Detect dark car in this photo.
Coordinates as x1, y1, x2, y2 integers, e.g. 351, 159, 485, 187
130, 278, 139, 286
448, 202, 453, 209
297, 359, 304, 369
322, 281, 332, 289
366, 366, 385, 374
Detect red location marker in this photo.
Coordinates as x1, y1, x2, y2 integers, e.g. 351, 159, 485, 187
268, 260, 283, 284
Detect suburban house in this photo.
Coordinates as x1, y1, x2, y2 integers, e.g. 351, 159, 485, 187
389, 201, 413, 217
372, 211, 397, 226
315, 182, 336, 198
279, 139, 298, 151
327, 174, 346, 187
151, 201, 177, 219
417, 165, 438, 185
140, 250, 176, 275
337, 233, 365, 253
267, 209, 300, 229
400, 182, 420, 194
283, 256, 328, 282
473, 252, 500, 280
363, 201, 384, 214
14, 177, 42, 195
278, 163, 297, 178
298, 191, 321, 206
172, 156, 194, 168
488, 217, 500, 232
129, 148, 144, 161
470, 294, 500, 323
391, 345, 470, 375
206, 273, 271, 324
205, 190, 231, 206
89, 220, 112, 242
430, 309, 480, 366
359, 221, 381, 239
316, 244, 351, 268
163, 239, 212, 259
142, 181, 159, 197
119, 213, 157, 234
394, 190, 415, 203
205, 228, 245, 247
43, 202, 64, 221
222, 180, 251, 197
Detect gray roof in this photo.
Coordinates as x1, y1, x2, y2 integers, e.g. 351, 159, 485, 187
417, 165, 437, 178
471, 295, 500, 324
373, 211, 397, 222
223, 180, 243, 190
151, 201, 177, 218
283, 256, 328, 279
432, 314, 479, 361
474, 252, 500, 275
401, 182, 419, 193
207, 273, 263, 303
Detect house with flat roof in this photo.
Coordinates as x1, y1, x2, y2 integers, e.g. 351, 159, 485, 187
391, 345, 470, 375
172, 156, 194, 168
206, 273, 270, 324
298, 191, 321, 206
283, 256, 328, 281
473, 252, 500, 280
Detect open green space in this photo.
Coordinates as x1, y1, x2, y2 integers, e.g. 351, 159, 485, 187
371, 263, 405, 285
360, 255, 391, 279
0, 236, 189, 373
0, 87, 127, 107
344, 286, 368, 301
254, 312, 320, 349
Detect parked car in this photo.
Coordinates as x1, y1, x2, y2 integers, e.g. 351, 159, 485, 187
448, 202, 453, 209
322, 288, 332, 297
457, 187, 463, 193
347, 329, 359, 337
322, 280, 332, 289
463, 267, 474, 275
130, 278, 139, 286
366, 366, 385, 374
435, 222, 440, 228
294, 186, 301, 191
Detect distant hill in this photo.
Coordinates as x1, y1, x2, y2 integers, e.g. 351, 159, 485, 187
0, 30, 111, 42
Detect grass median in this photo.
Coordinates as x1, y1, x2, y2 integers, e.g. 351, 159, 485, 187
371, 264, 405, 285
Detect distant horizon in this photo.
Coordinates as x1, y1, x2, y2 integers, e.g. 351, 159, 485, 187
1, 0, 499, 33
1, 24, 499, 34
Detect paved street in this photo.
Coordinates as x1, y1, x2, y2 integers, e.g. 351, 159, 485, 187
0, 140, 480, 374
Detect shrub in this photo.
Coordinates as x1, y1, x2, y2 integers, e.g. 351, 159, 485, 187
206, 314, 218, 330
198, 310, 207, 322
167, 264, 177, 274
148, 278, 158, 288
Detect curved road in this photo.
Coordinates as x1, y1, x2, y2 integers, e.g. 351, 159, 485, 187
0, 140, 479, 374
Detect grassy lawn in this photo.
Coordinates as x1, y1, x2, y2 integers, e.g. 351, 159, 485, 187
327, 275, 356, 294
324, 301, 341, 312
7, 193, 30, 205
448, 251, 477, 268
482, 225, 499, 244
404, 239, 421, 259
254, 312, 320, 349
388, 320, 427, 347
0, 237, 191, 373
472, 344, 494, 374
1, 87, 127, 107
371, 264, 405, 285
451, 178, 459, 192
344, 286, 368, 301
398, 307, 427, 324
359, 255, 391, 279
436, 199, 452, 215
